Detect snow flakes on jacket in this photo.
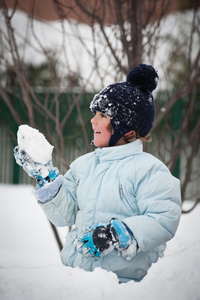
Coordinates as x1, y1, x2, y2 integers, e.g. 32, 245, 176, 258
40, 139, 181, 283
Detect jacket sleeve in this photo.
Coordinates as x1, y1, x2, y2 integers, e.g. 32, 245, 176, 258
122, 167, 182, 253
39, 168, 79, 227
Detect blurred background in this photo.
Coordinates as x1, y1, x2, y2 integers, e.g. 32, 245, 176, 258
0, 0, 200, 251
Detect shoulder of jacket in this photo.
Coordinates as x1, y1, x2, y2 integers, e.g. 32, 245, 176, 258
121, 151, 170, 180
136, 151, 170, 173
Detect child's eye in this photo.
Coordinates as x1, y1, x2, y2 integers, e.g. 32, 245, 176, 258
100, 113, 107, 118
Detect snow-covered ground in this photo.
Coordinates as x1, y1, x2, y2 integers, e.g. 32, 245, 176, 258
0, 184, 200, 300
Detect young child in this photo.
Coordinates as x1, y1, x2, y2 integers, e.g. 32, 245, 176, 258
14, 64, 182, 283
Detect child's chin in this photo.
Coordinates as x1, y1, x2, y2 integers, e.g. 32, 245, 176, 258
93, 140, 109, 148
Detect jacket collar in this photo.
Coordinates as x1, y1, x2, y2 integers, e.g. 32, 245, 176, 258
95, 139, 143, 162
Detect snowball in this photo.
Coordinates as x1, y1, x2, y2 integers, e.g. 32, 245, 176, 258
17, 125, 54, 164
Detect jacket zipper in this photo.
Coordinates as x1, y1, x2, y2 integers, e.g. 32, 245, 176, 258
120, 183, 134, 212
120, 184, 123, 198
75, 179, 80, 194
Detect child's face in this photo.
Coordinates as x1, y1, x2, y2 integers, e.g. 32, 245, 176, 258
91, 111, 112, 147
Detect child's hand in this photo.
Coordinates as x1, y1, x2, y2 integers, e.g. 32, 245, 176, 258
14, 146, 59, 189
76, 219, 137, 260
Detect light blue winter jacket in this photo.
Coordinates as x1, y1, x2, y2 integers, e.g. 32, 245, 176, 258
39, 139, 181, 282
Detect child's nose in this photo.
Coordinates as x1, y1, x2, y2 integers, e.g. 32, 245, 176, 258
91, 115, 97, 124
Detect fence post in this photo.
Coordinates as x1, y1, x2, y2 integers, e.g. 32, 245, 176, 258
172, 98, 182, 178
12, 122, 20, 184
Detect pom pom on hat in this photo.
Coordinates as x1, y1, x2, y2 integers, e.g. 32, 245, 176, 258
127, 63, 158, 92
90, 63, 159, 146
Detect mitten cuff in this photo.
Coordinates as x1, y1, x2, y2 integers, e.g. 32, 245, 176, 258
111, 219, 132, 248
33, 175, 63, 203
111, 218, 138, 260
121, 239, 137, 261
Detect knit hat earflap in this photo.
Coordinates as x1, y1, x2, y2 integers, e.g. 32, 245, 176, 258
90, 63, 159, 146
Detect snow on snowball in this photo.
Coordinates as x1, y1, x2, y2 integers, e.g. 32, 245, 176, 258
17, 125, 54, 164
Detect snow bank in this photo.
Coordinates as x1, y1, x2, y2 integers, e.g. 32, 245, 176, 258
0, 185, 200, 300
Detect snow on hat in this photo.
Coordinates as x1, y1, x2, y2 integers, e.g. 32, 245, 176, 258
90, 63, 159, 146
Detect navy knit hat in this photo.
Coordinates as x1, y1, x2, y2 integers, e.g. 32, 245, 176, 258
90, 63, 159, 146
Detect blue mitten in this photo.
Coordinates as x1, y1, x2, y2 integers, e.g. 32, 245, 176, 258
14, 146, 63, 203
14, 146, 59, 189
77, 219, 137, 260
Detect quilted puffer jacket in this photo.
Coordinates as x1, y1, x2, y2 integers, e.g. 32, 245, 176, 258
39, 139, 182, 282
